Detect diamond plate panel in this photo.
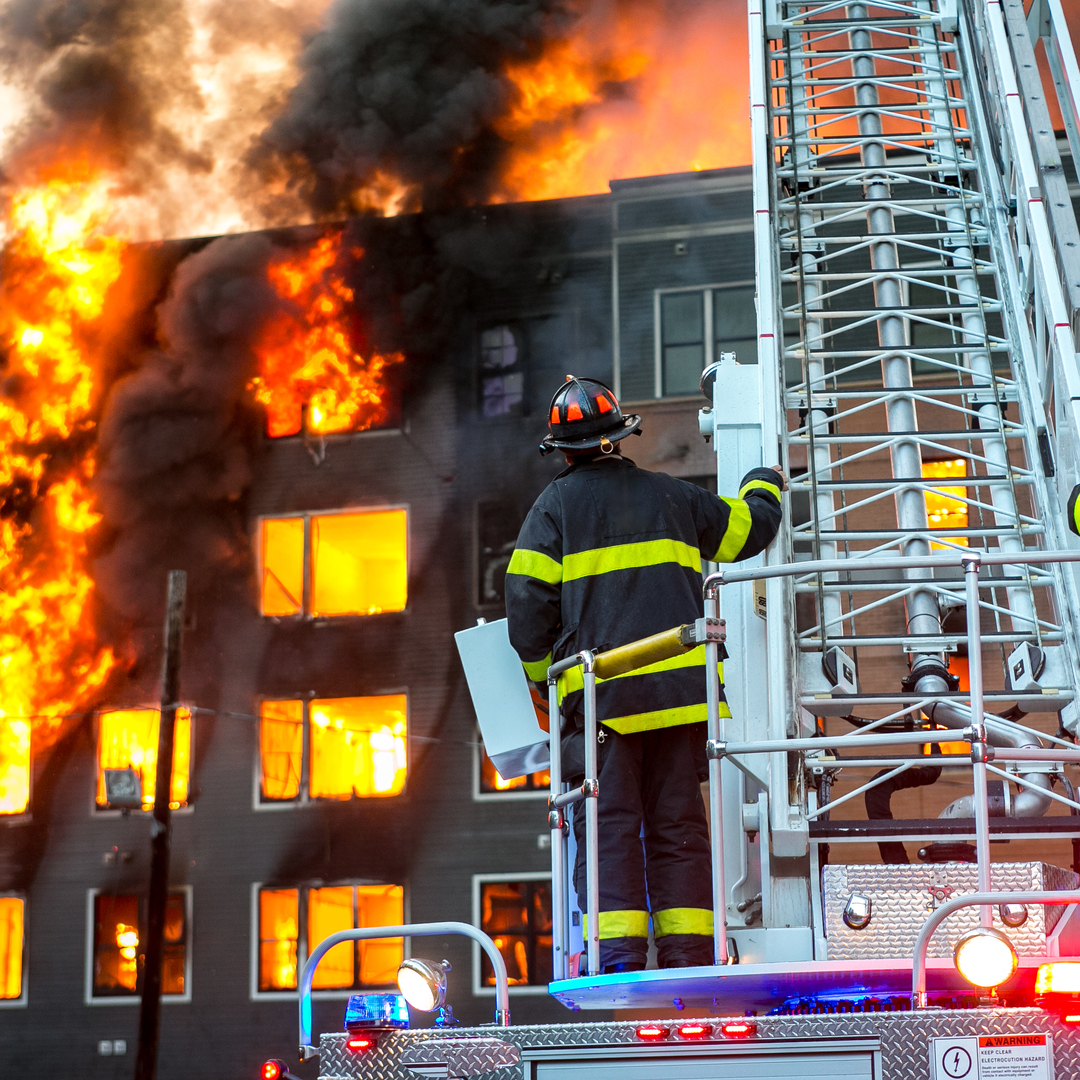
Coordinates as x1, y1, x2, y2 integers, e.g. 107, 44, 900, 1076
823, 862, 1078, 959
319, 1009, 1080, 1079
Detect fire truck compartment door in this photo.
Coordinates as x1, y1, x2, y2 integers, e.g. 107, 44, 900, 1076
526, 1041, 878, 1080
455, 617, 551, 779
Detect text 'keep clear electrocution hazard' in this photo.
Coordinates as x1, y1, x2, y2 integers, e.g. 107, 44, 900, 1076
931, 1034, 1053, 1080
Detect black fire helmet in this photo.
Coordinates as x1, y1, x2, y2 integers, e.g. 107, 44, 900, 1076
539, 375, 642, 455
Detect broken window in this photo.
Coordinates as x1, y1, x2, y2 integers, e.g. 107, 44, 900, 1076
0, 896, 24, 1000
0, 718, 30, 816
478, 744, 549, 796
256, 884, 403, 993
477, 878, 552, 987
97, 709, 191, 811
259, 695, 408, 803
259, 509, 408, 618
479, 325, 525, 417
91, 891, 188, 998
922, 459, 968, 549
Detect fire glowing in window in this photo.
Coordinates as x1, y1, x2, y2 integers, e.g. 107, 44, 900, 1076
249, 231, 403, 439
257, 884, 403, 992
91, 892, 187, 997
310, 696, 407, 799
96, 709, 191, 810
259, 695, 408, 802
479, 879, 552, 986
0, 897, 24, 999
0, 719, 30, 815
259, 509, 408, 618
923, 459, 968, 548
479, 746, 550, 794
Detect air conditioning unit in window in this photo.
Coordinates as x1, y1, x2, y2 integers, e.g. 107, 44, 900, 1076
103, 767, 143, 810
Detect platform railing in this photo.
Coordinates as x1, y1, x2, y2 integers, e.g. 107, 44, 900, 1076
547, 548, 1080, 981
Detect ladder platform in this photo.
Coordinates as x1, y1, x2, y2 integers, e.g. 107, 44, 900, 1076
548, 957, 1051, 1012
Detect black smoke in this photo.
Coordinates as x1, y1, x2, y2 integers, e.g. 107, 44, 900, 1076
250, 0, 575, 216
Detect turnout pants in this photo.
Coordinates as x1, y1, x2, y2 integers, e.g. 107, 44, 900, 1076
566, 721, 713, 973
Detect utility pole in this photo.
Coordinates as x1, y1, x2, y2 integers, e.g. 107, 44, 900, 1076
135, 570, 187, 1080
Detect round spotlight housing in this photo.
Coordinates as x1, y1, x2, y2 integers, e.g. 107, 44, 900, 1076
999, 902, 1028, 929
953, 927, 1018, 989
396, 958, 451, 1012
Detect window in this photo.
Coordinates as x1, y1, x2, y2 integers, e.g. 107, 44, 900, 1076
922, 459, 968, 548
477, 743, 549, 797
0, 719, 30, 815
476, 500, 523, 608
255, 883, 403, 994
97, 709, 191, 811
258, 695, 407, 803
0, 896, 24, 1001
658, 285, 759, 397
89, 890, 189, 1001
479, 325, 525, 417
473, 875, 552, 992
259, 508, 408, 618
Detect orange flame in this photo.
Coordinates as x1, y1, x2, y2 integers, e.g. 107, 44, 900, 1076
249, 232, 404, 438
497, 1, 752, 202
0, 168, 122, 811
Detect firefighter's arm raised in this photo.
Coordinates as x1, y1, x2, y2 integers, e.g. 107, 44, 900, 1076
504, 501, 563, 684
694, 465, 784, 563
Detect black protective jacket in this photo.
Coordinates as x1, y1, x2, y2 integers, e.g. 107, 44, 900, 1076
505, 456, 783, 732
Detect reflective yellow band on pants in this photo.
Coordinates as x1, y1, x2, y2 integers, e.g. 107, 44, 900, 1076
558, 645, 721, 698
653, 908, 714, 938
583, 910, 650, 939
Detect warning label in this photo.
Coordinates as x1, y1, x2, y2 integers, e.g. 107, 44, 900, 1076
931, 1035, 1054, 1080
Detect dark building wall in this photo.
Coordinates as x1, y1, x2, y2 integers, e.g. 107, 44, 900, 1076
0, 166, 756, 1079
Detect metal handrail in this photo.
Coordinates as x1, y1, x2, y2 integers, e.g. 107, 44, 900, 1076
911, 890, 1080, 1007
297, 922, 510, 1059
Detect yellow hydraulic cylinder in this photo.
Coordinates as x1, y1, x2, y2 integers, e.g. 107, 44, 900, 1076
592, 625, 691, 680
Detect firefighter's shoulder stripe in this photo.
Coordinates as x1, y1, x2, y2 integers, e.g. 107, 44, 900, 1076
563, 538, 702, 582
714, 497, 752, 562
506, 547, 563, 584
521, 651, 553, 682
738, 478, 783, 503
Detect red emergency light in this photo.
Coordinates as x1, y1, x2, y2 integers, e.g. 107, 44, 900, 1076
720, 1020, 758, 1037
635, 1024, 670, 1041
347, 1035, 377, 1051
676, 1022, 713, 1039
261, 1063, 282, 1080
1064, 1014, 1080, 1025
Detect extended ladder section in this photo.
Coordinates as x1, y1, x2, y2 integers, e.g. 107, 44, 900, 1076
729, 0, 1080, 960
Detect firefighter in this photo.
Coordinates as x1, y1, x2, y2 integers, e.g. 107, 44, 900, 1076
505, 375, 784, 974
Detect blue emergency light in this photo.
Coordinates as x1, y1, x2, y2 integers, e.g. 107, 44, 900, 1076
344, 992, 410, 1031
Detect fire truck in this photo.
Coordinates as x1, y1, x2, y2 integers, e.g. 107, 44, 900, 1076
265, 0, 1080, 1075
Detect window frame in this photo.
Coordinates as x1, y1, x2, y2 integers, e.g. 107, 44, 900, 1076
471, 872, 553, 996
472, 731, 549, 803
256, 504, 410, 621
92, 707, 195, 819
653, 280, 758, 399
253, 691, 410, 810
84, 887, 193, 1006
0, 718, 32, 821
249, 881, 410, 1001
0, 892, 27, 1008
476, 322, 528, 419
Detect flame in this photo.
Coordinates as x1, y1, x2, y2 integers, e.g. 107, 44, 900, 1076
0, 169, 122, 811
497, 1, 752, 201
249, 232, 404, 438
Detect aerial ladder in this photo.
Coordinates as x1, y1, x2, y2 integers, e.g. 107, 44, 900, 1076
268, 1, 1080, 1076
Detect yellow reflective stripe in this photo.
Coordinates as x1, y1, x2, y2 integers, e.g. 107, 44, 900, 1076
714, 498, 752, 562
739, 478, 782, 502
583, 911, 650, 939
522, 652, 553, 682
602, 701, 730, 735
1074, 494, 1080, 537
558, 645, 718, 697
563, 539, 702, 582
506, 548, 562, 585
653, 908, 714, 938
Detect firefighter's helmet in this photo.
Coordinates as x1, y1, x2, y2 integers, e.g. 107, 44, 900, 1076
540, 376, 641, 455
